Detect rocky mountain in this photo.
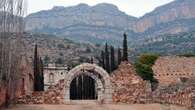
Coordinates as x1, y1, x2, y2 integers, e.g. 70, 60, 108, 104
25, 3, 137, 45
25, 0, 195, 45
136, 0, 195, 37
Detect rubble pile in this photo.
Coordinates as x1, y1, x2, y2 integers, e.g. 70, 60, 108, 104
111, 62, 152, 104
17, 79, 65, 104
152, 79, 195, 108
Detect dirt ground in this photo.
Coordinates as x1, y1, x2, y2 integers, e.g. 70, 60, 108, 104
4, 103, 191, 110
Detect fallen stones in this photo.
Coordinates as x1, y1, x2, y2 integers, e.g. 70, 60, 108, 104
111, 62, 152, 104
17, 79, 65, 104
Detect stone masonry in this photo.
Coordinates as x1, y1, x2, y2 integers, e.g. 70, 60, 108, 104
152, 56, 195, 86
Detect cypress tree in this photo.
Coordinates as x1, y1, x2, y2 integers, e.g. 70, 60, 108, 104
39, 57, 44, 91
122, 33, 128, 61
105, 43, 110, 73
34, 44, 39, 91
110, 46, 116, 72
90, 57, 94, 64
117, 47, 122, 66
101, 51, 105, 69
34, 44, 44, 91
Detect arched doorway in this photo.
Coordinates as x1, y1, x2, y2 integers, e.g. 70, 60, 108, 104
64, 63, 113, 103
70, 74, 97, 100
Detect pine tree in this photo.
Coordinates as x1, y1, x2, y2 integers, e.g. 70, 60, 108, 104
110, 46, 116, 72
118, 47, 122, 66
105, 43, 110, 73
122, 33, 128, 61
101, 51, 105, 69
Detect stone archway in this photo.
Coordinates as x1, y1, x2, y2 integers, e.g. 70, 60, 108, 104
63, 63, 112, 103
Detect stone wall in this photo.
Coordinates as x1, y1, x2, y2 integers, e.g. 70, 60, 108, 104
152, 56, 195, 86
111, 62, 152, 104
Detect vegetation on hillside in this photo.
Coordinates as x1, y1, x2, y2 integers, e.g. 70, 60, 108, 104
131, 31, 195, 59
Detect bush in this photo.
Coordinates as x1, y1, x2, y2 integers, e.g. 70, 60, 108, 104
135, 53, 159, 83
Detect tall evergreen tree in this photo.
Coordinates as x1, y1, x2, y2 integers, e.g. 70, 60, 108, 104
34, 44, 39, 91
117, 47, 122, 66
105, 43, 110, 73
39, 57, 44, 91
34, 44, 44, 91
90, 57, 94, 64
101, 51, 105, 69
110, 46, 116, 72
122, 33, 128, 61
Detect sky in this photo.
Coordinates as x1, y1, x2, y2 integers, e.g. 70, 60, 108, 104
28, 0, 174, 17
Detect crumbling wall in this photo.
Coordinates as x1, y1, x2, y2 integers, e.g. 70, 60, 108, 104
152, 56, 195, 86
111, 62, 152, 104
152, 80, 195, 108
17, 79, 65, 104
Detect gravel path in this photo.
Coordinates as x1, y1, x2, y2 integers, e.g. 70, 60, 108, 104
4, 104, 190, 110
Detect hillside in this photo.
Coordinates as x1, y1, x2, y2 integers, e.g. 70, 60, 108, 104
131, 31, 195, 58
10, 33, 101, 66
25, 0, 195, 45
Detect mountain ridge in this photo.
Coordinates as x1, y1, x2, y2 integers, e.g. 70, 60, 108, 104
25, 0, 195, 45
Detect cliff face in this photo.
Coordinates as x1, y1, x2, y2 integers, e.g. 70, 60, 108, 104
25, 0, 195, 45
25, 3, 137, 45
134, 0, 195, 34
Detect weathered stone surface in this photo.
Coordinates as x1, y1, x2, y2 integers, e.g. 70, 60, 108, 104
152, 56, 195, 86
152, 79, 195, 108
17, 79, 65, 104
111, 62, 152, 104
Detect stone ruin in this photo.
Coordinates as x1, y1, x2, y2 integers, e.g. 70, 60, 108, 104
111, 62, 152, 104
152, 56, 195, 86
16, 61, 195, 109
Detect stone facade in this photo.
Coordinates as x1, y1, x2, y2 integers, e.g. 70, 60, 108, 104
44, 64, 68, 90
152, 56, 195, 86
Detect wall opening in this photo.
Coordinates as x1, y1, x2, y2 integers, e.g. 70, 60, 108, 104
70, 74, 97, 100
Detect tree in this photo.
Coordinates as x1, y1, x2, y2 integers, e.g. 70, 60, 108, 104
34, 45, 44, 91
39, 57, 44, 91
105, 43, 110, 73
0, 0, 27, 106
117, 47, 122, 66
101, 51, 105, 69
110, 46, 116, 72
90, 57, 94, 64
43, 55, 50, 65
34, 44, 39, 91
135, 54, 159, 90
122, 33, 128, 61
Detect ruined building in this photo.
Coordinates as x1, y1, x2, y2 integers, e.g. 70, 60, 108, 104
152, 56, 195, 86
